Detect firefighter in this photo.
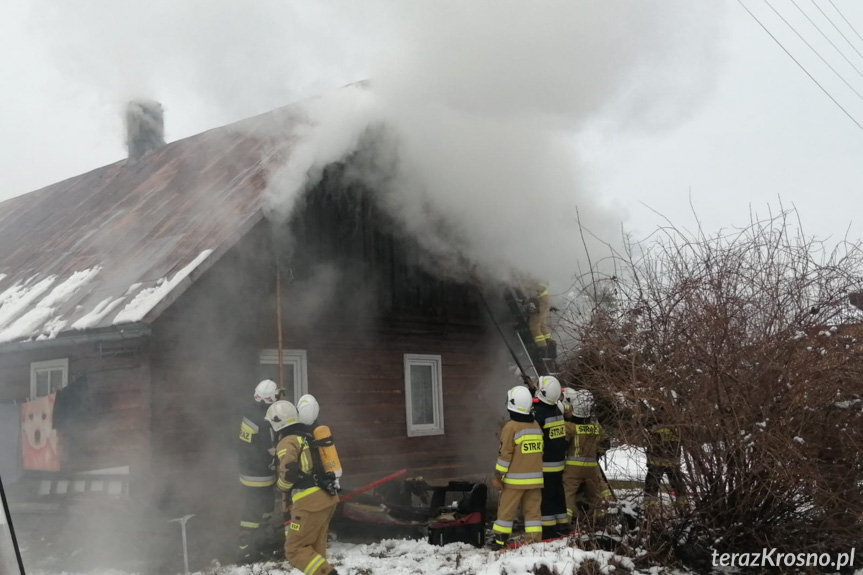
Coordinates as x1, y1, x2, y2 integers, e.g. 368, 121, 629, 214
296, 394, 320, 433
491, 386, 544, 549
297, 394, 343, 491
643, 413, 687, 511
524, 277, 553, 358
561, 388, 611, 529
266, 400, 341, 575
533, 375, 569, 538
237, 379, 280, 563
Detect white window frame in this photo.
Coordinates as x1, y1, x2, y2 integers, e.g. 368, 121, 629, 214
404, 354, 445, 437
259, 349, 308, 404
30, 358, 69, 400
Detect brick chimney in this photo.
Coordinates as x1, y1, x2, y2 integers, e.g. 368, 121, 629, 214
125, 100, 164, 162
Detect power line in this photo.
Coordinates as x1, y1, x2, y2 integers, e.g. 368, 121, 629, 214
763, 0, 863, 103
813, 0, 863, 63
826, 0, 863, 54
736, 0, 863, 132
791, 0, 863, 81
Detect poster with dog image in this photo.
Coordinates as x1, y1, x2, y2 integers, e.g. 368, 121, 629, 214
21, 394, 60, 471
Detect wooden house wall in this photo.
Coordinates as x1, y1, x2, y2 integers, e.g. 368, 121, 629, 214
282, 324, 509, 485
0, 339, 151, 477
148, 223, 271, 509
144, 178, 513, 562
147, 230, 509, 489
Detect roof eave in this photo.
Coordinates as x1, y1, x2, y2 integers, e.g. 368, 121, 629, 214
0, 322, 150, 355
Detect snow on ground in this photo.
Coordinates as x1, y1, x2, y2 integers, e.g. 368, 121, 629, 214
603, 445, 647, 482
24, 536, 863, 575
28, 539, 638, 575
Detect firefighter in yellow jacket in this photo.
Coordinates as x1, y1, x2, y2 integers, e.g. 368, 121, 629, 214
643, 416, 687, 510
491, 386, 544, 549
518, 276, 552, 356
561, 388, 611, 527
265, 400, 341, 575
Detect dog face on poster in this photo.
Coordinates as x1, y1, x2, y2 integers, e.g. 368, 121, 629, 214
21, 394, 60, 471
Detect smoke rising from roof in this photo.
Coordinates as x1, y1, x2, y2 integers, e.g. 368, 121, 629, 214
259, 2, 726, 290
125, 99, 165, 161
27, 1, 725, 289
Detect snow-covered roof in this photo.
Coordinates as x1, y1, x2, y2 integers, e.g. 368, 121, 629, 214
0, 107, 296, 347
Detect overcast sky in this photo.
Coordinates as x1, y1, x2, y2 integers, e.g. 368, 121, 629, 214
2, 1, 863, 251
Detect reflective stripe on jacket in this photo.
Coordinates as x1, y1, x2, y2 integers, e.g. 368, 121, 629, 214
238, 401, 276, 482
495, 420, 544, 489
646, 423, 681, 466
565, 421, 608, 468
274, 433, 339, 512
533, 401, 567, 469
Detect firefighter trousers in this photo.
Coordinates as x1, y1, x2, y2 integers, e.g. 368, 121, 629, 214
528, 294, 551, 347
493, 487, 542, 545
238, 484, 275, 556
285, 504, 337, 575
563, 467, 609, 524
540, 471, 568, 538
644, 464, 687, 506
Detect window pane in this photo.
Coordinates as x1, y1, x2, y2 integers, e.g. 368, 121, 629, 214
36, 371, 50, 397
284, 368, 296, 403
410, 364, 435, 425
49, 369, 64, 393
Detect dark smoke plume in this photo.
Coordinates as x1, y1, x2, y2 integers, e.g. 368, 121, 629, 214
125, 99, 165, 161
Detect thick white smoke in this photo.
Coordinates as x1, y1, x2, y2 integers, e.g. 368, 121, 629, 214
29, 0, 726, 291
258, 1, 726, 290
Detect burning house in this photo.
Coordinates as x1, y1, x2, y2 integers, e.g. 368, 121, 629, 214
0, 96, 531, 570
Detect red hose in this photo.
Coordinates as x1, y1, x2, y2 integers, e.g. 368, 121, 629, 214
339, 469, 409, 503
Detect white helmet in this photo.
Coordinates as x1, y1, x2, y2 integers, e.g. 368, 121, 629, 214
561, 388, 577, 414
297, 394, 320, 426
254, 379, 279, 404
265, 400, 298, 432
536, 376, 561, 405
507, 386, 533, 415
570, 389, 594, 418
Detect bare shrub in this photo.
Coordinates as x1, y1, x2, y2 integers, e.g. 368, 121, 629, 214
559, 209, 863, 563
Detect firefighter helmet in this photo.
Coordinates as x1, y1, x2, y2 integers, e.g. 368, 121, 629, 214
561, 387, 578, 413
297, 394, 320, 426
571, 389, 594, 418
536, 375, 561, 405
507, 386, 533, 415
254, 379, 279, 404
265, 400, 298, 432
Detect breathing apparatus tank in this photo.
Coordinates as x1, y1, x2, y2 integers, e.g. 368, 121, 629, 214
312, 425, 342, 490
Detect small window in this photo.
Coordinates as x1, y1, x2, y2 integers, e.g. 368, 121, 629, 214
259, 349, 308, 404
404, 354, 444, 437
30, 358, 68, 399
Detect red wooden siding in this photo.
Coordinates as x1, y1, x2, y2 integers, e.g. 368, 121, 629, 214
0, 339, 151, 476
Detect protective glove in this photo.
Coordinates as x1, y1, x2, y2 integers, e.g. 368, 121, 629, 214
491, 478, 503, 491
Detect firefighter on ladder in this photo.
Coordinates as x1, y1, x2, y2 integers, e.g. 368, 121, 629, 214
523, 277, 553, 358
491, 386, 544, 549
561, 388, 611, 529
266, 400, 341, 575
533, 376, 569, 538
237, 379, 280, 563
